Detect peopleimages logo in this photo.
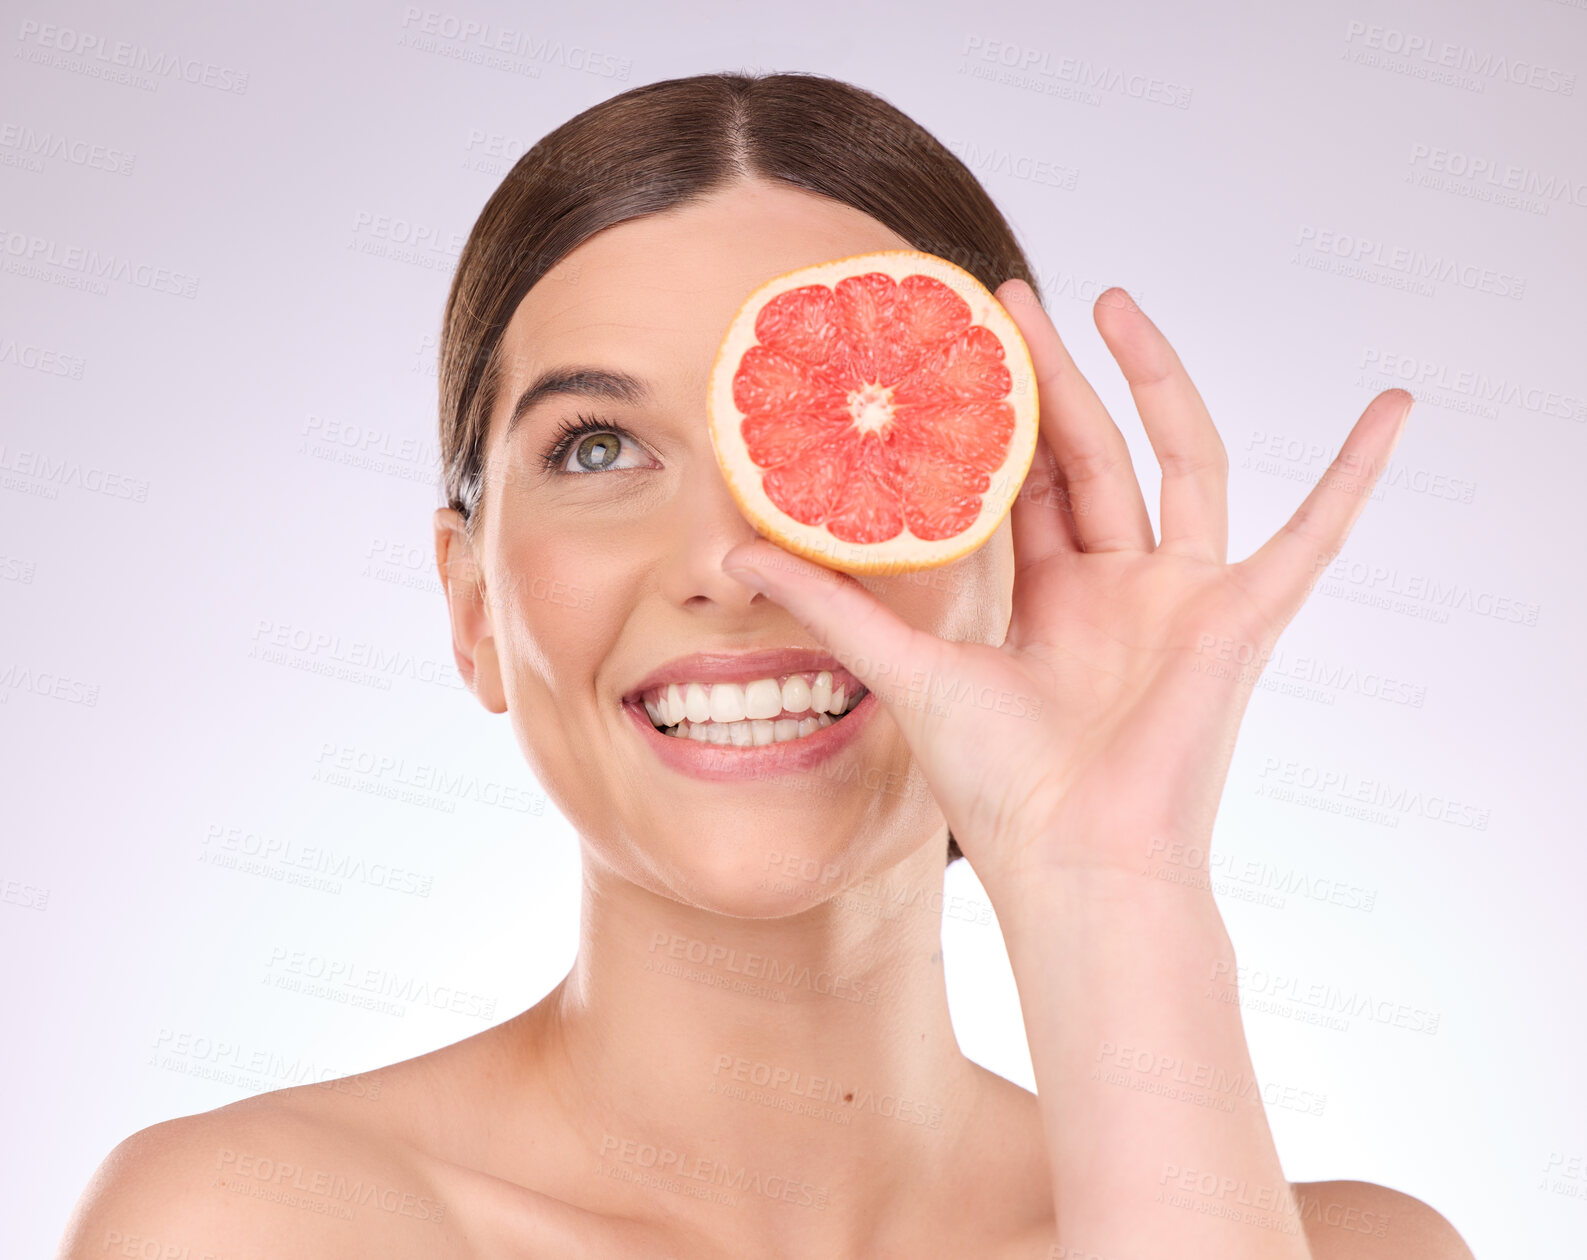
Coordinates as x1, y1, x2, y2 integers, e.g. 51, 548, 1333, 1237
1093, 1041, 1328, 1117
710, 1053, 944, 1128
0, 224, 200, 298
312, 741, 544, 815
1343, 21, 1577, 95
1316, 554, 1540, 628
201, 823, 436, 897
646, 931, 879, 1004
250, 620, 466, 693
598, 1133, 828, 1209
959, 36, 1194, 107
1408, 144, 1587, 210
215, 1149, 444, 1221
0, 123, 136, 175
1359, 349, 1586, 423
1209, 960, 1441, 1035
153, 1028, 383, 1099
1293, 226, 1525, 300
14, 19, 251, 94
1256, 754, 1492, 830
396, 7, 632, 79
0, 445, 150, 501
263, 947, 497, 1021
0, 336, 86, 379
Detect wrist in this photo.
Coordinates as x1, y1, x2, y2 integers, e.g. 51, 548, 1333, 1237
979, 848, 1231, 949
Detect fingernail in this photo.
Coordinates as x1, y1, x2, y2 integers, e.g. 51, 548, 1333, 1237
722, 564, 768, 592
1396, 394, 1415, 435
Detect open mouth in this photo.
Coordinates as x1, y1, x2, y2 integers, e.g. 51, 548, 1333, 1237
635, 670, 869, 747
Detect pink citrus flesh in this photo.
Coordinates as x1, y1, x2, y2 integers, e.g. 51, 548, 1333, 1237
708, 249, 1040, 575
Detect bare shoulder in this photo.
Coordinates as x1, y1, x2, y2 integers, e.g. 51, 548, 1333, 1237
55, 1096, 458, 1260
959, 1064, 1056, 1234
1292, 1179, 1476, 1259
57, 1021, 664, 1260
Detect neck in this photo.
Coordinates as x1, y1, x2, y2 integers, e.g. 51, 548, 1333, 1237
522, 833, 985, 1244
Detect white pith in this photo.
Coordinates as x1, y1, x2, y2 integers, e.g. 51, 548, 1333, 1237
849, 381, 896, 435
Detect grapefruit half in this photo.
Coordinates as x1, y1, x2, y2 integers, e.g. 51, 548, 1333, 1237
708, 249, 1040, 575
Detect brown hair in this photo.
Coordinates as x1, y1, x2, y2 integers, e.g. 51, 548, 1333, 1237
438, 71, 1044, 865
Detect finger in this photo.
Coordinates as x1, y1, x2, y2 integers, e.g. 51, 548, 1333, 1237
996, 279, 1156, 554
1092, 288, 1229, 564
719, 538, 950, 732
1233, 390, 1414, 628
1009, 431, 1080, 571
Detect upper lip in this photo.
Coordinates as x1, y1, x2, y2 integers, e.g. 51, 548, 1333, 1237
621, 648, 863, 704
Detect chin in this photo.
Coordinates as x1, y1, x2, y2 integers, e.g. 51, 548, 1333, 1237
640, 814, 929, 920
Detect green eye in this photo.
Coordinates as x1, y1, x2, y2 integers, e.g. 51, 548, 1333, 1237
571, 430, 622, 471
540, 414, 653, 474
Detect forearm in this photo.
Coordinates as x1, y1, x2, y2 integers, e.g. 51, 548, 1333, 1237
992, 854, 1313, 1260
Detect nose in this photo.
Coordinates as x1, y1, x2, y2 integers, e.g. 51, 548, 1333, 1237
657, 441, 772, 613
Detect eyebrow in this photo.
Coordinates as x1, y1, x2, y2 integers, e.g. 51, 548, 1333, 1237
503, 366, 651, 439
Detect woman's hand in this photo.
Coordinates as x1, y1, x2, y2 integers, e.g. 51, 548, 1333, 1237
720, 279, 1413, 900
720, 283, 1466, 1260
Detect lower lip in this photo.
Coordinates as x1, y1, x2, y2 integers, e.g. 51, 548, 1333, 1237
622, 691, 878, 782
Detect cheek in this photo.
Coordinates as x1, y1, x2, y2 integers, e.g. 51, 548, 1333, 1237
488, 531, 628, 825
490, 529, 612, 702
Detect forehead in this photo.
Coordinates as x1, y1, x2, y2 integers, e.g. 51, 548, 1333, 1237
491, 178, 916, 412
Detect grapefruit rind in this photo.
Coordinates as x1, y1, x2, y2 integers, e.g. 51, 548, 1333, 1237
707, 249, 1039, 576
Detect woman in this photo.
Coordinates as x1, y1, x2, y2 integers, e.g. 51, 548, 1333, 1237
60, 72, 1474, 1259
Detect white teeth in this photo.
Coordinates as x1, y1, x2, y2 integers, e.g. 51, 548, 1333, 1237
708, 682, 747, 724
781, 674, 811, 714
744, 678, 783, 720
662, 711, 841, 746
640, 669, 867, 740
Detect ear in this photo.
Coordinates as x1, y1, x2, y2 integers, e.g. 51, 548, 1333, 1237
434, 508, 508, 714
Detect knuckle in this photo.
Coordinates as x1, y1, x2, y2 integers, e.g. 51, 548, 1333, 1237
1157, 447, 1228, 479
1060, 446, 1126, 486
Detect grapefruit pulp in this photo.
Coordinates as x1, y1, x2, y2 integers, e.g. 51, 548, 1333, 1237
708, 249, 1040, 575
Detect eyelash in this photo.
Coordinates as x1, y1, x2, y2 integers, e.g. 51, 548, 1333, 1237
539, 412, 642, 473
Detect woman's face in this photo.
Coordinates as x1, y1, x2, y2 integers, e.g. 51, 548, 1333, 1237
438, 176, 1014, 915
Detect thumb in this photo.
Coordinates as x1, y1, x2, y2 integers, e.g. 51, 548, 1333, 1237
720, 539, 946, 724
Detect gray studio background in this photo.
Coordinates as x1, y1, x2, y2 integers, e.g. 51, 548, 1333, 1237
3, 1, 1584, 1255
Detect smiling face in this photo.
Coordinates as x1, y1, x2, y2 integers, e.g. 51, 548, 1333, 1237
435, 176, 1015, 915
